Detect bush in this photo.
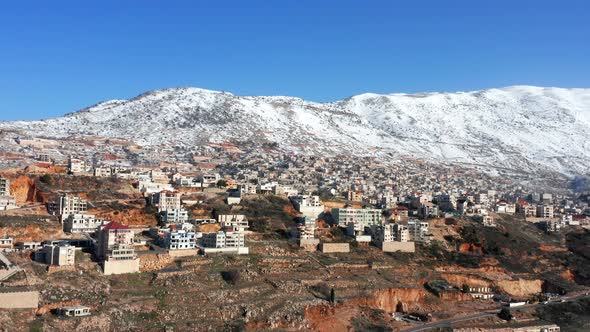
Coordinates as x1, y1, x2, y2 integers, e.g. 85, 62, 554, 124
221, 270, 240, 284
40, 174, 52, 185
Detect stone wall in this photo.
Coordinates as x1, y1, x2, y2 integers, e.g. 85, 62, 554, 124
319, 243, 350, 253
103, 258, 140, 275
380, 241, 415, 253
0, 290, 39, 309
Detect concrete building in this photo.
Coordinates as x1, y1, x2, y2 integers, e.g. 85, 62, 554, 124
159, 208, 189, 224
201, 230, 248, 254
495, 200, 516, 215
152, 190, 181, 212
217, 214, 249, 232
62, 214, 105, 233
483, 216, 496, 227
163, 230, 196, 250
38, 243, 75, 266
68, 157, 89, 174
407, 220, 431, 243
57, 305, 91, 317
536, 205, 554, 219
96, 222, 140, 275
0, 195, 17, 211
59, 194, 88, 216
290, 195, 324, 219
332, 208, 383, 232
0, 236, 13, 251
0, 178, 10, 196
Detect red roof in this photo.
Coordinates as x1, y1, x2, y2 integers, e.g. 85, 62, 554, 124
396, 206, 408, 211
517, 201, 529, 206
103, 221, 129, 231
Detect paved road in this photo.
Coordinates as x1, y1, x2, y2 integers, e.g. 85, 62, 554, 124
401, 293, 590, 332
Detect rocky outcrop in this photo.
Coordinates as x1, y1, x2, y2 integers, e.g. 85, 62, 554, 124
9, 175, 45, 205
139, 253, 174, 272
495, 279, 542, 299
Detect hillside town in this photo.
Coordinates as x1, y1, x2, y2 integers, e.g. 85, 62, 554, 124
0, 136, 589, 331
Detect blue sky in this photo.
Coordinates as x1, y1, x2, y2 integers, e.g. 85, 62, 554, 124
0, 1, 589, 120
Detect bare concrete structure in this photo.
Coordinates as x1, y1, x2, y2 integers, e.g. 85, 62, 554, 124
0, 290, 39, 309
319, 243, 350, 253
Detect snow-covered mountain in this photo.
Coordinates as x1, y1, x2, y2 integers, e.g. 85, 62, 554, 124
2, 86, 590, 176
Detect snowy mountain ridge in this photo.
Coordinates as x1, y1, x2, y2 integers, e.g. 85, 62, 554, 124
2, 85, 590, 176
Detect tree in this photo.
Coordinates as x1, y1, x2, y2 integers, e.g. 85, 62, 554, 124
330, 288, 336, 303
498, 308, 513, 321
216, 179, 228, 188
39, 174, 52, 185
462, 284, 470, 293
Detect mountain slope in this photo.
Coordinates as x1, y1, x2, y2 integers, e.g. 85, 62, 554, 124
2, 86, 590, 175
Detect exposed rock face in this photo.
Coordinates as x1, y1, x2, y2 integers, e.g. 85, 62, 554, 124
0, 224, 61, 242
139, 253, 174, 272
441, 273, 491, 288
495, 279, 543, 299
93, 208, 157, 227
9, 175, 45, 205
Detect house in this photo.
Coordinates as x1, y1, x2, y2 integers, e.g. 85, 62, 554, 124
68, 157, 89, 174
62, 214, 105, 233
226, 190, 242, 205
482, 216, 496, 227
96, 222, 140, 275
0, 195, 17, 211
347, 190, 363, 202
57, 305, 91, 317
0, 236, 13, 251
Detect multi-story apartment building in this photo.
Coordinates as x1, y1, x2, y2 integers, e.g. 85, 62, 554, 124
332, 208, 383, 234
0, 236, 13, 251
58, 194, 88, 216
372, 223, 410, 243
201, 230, 246, 249
96, 221, 139, 275
495, 200, 516, 215
163, 230, 196, 250
536, 205, 554, 219
159, 208, 189, 224
68, 157, 88, 174
151, 191, 181, 212
290, 195, 324, 219
296, 217, 317, 240
0, 178, 10, 196
39, 243, 75, 266
62, 214, 105, 233
407, 220, 431, 243
217, 215, 249, 232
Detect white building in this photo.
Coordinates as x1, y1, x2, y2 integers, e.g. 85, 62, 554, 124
0, 195, 17, 211
0, 178, 10, 196
62, 214, 105, 233
58, 194, 88, 216
163, 230, 196, 250
536, 205, 554, 219
291, 195, 324, 219
160, 209, 189, 224
152, 191, 182, 212
217, 215, 249, 232
332, 208, 383, 235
